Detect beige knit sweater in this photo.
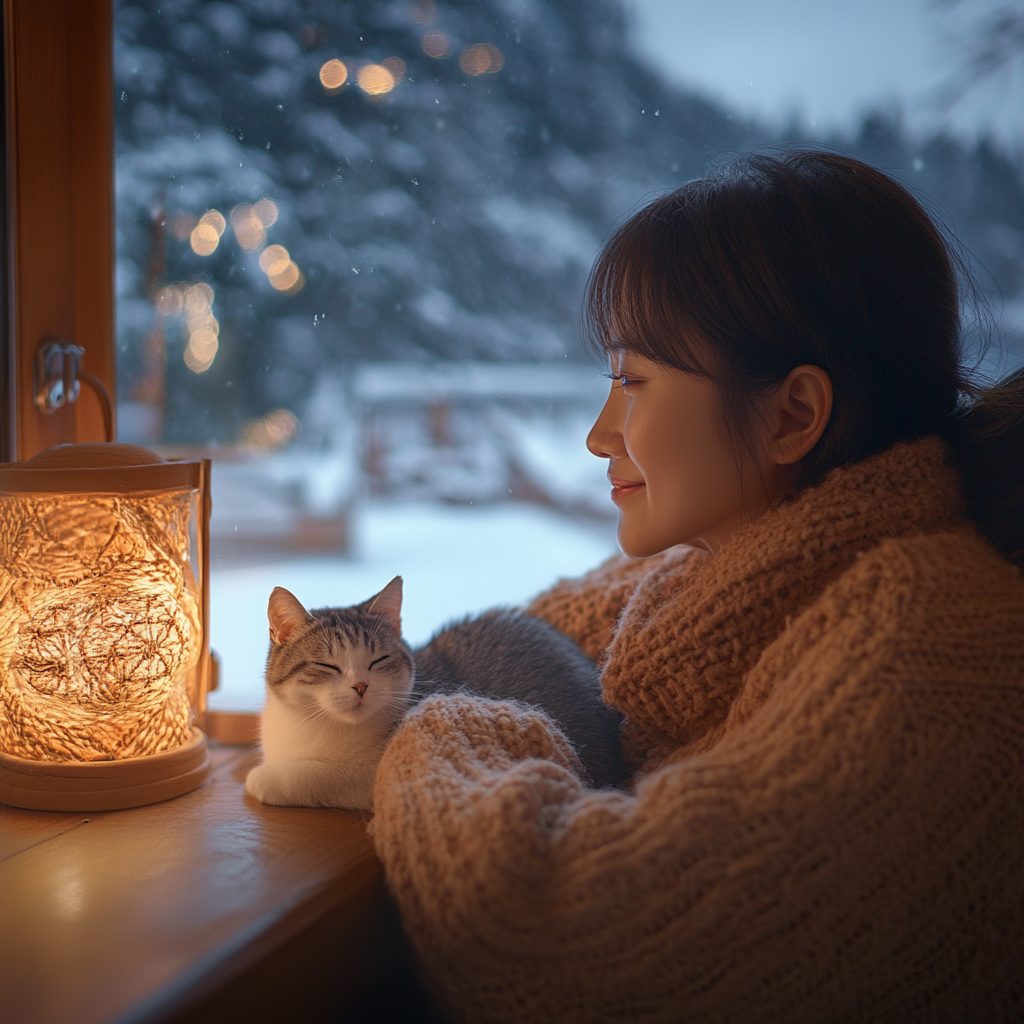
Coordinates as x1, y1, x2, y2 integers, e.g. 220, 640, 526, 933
369, 437, 1024, 1023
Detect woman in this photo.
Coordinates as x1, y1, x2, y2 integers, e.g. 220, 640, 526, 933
368, 151, 1024, 1022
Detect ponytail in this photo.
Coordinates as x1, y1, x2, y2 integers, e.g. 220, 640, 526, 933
947, 368, 1024, 569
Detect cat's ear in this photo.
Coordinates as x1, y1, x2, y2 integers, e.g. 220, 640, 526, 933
268, 587, 313, 645
367, 575, 403, 633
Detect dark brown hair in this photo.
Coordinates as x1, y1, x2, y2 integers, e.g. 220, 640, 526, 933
585, 150, 1024, 567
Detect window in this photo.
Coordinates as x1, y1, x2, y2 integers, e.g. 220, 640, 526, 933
8, 1, 1023, 713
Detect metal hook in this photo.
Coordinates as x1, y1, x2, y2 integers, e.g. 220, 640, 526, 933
34, 339, 84, 413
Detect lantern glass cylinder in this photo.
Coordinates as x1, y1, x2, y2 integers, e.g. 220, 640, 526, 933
0, 444, 212, 809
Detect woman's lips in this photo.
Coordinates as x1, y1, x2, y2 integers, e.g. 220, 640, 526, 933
609, 475, 645, 503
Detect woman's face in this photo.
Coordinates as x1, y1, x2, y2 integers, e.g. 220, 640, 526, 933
587, 351, 775, 557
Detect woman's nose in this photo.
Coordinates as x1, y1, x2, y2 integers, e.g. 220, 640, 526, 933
587, 387, 626, 459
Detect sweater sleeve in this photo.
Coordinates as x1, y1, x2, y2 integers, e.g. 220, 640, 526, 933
369, 535, 1024, 1024
524, 547, 695, 661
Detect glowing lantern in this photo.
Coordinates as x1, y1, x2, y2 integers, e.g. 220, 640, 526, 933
0, 443, 213, 811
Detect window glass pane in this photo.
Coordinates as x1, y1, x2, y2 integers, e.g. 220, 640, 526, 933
114, 0, 1024, 710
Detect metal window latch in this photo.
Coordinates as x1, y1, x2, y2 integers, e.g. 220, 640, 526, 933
35, 339, 85, 413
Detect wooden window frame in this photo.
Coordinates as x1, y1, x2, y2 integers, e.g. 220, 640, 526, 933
2, 0, 115, 463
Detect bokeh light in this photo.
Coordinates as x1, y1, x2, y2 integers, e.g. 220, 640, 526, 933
421, 32, 450, 58
319, 58, 348, 90
269, 262, 302, 292
198, 209, 227, 235
241, 409, 300, 451
459, 43, 504, 76
253, 198, 279, 227
258, 244, 291, 276
190, 223, 220, 256
381, 57, 407, 83
230, 203, 266, 251
170, 214, 197, 240
358, 64, 396, 95
182, 284, 219, 372
410, 0, 436, 25
154, 285, 184, 317
184, 329, 218, 373
184, 282, 214, 315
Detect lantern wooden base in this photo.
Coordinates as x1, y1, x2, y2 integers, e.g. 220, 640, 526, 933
0, 727, 211, 812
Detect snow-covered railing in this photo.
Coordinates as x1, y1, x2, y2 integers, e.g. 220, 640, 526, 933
353, 361, 612, 516
352, 361, 606, 403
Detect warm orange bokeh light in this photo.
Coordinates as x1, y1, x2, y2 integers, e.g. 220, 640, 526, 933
155, 285, 184, 317
198, 209, 227, 235
170, 213, 198, 240
268, 262, 302, 292
410, 0, 436, 25
230, 204, 266, 251
459, 43, 504, 76
421, 31, 450, 58
358, 63, 396, 95
319, 58, 349, 90
190, 223, 220, 256
241, 409, 299, 451
253, 197, 279, 227
184, 282, 214, 315
259, 244, 291, 276
382, 56, 407, 83
184, 328, 219, 373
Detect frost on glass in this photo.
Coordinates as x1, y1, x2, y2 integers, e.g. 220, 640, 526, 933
0, 490, 202, 762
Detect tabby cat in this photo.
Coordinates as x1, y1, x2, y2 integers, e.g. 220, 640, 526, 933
244, 577, 625, 809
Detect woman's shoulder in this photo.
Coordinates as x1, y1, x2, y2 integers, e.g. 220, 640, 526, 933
841, 525, 1022, 610
814, 524, 1023, 687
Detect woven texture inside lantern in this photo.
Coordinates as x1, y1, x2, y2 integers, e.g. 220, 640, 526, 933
0, 490, 202, 762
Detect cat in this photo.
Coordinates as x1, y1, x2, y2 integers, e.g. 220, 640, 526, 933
244, 576, 626, 810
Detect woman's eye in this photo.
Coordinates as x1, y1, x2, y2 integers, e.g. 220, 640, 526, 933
604, 373, 638, 388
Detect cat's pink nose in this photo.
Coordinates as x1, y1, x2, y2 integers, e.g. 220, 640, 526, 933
353, 683, 368, 699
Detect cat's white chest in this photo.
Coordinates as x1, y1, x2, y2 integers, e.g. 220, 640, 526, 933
245, 691, 394, 810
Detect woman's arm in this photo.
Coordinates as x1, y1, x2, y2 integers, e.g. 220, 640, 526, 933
370, 535, 1024, 1024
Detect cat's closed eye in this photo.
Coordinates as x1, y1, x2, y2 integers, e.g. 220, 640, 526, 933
369, 655, 390, 669
313, 662, 340, 673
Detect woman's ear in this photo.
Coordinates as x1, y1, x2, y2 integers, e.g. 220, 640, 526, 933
268, 587, 313, 645
766, 365, 833, 467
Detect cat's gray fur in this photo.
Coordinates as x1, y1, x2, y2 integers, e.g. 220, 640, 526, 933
414, 610, 625, 788
245, 577, 626, 810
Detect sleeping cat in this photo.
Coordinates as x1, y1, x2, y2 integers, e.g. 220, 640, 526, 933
244, 576, 625, 810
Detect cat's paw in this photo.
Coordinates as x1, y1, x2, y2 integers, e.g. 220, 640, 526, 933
245, 763, 305, 806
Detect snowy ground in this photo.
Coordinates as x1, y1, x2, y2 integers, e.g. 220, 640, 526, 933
208, 500, 618, 712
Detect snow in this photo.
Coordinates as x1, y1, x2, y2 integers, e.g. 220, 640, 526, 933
207, 500, 618, 712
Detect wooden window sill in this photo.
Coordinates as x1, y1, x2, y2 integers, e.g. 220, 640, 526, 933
0, 743, 391, 1024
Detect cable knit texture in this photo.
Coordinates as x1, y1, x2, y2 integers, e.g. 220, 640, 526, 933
370, 437, 1024, 1023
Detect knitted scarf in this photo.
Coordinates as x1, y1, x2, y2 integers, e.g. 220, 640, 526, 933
601, 435, 969, 755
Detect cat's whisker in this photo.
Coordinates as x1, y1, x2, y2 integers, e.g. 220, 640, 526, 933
293, 706, 333, 729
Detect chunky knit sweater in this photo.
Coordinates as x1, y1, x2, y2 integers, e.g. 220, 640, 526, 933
369, 437, 1024, 1023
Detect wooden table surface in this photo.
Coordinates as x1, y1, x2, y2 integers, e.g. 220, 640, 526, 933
0, 744, 390, 1024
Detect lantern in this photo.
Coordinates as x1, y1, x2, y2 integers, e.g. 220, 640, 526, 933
0, 443, 212, 811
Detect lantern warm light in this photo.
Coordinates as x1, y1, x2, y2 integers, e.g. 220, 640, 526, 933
0, 444, 212, 811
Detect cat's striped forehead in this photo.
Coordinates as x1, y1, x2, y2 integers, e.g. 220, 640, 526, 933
305, 607, 402, 652
265, 603, 414, 689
